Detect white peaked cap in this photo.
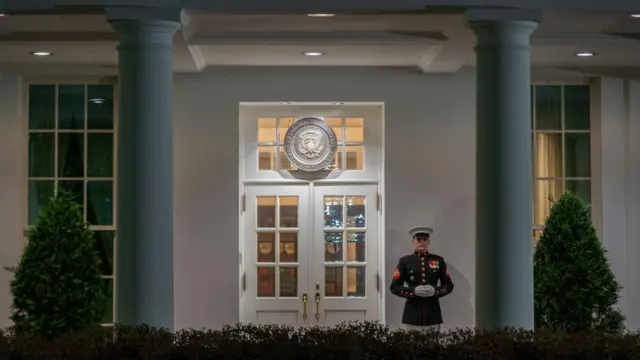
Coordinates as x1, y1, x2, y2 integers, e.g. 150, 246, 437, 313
409, 226, 434, 237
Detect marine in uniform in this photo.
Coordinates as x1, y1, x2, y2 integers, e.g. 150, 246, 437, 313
390, 226, 454, 331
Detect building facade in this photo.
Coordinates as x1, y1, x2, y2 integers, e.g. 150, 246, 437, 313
1, 0, 640, 331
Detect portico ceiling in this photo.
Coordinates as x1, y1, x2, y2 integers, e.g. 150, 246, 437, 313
1, 10, 640, 77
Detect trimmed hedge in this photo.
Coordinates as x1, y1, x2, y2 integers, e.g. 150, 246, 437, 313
0, 322, 638, 360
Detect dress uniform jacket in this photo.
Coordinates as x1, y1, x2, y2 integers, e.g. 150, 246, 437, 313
390, 251, 454, 326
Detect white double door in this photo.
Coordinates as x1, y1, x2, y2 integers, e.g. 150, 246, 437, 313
242, 184, 380, 326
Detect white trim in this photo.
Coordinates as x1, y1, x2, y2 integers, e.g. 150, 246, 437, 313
378, 102, 386, 324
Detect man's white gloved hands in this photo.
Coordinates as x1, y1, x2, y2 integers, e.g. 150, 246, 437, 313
414, 285, 436, 298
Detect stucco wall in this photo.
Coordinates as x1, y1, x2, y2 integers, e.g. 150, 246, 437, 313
0, 74, 24, 327
172, 67, 478, 330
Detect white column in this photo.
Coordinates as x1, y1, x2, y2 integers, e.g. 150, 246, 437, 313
468, 8, 540, 330
107, 7, 182, 328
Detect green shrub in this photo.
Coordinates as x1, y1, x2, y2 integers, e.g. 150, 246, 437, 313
0, 323, 638, 360
534, 192, 625, 333
10, 188, 106, 338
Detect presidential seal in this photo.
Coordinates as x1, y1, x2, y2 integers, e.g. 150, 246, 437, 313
283, 117, 338, 172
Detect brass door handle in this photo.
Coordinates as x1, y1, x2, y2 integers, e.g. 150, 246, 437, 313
302, 293, 308, 320
315, 282, 320, 321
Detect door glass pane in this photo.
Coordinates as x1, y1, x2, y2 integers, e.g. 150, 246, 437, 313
257, 197, 276, 228
279, 232, 298, 263
257, 232, 275, 262
87, 180, 113, 225
346, 231, 365, 262
534, 132, 562, 178
278, 118, 296, 143
28, 180, 55, 225
258, 118, 277, 143
325, 267, 343, 297
279, 267, 298, 297
257, 267, 276, 297
345, 118, 364, 142
564, 85, 590, 130
279, 147, 296, 170
346, 196, 365, 228
324, 196, 343, 228
87, 85, 114, 130
328, 146, 343, 170
279, 196, 298, 227
58, 85, 85, 130
345, 146, 364, 170
28, 85, 55, 130
28, 133, 55, 177
87, 134, 113, 177
93, 231, 115, 276
564, 133, 591, 178
347, 267, 365, 297
258, 146, 276, 170
534, 85, 562, 130
325, 118, 342, 141
534, 180, 563, 226
58, 133, 84, 178
101, 279, 114, 323
324, 231, 343, 262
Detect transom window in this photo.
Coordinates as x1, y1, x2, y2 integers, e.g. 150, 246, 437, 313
26, 83, 116, 325
257, 117, 364, 171
532, 85, 591, 244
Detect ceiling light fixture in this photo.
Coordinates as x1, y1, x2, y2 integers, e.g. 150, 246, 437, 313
30, 51, 53, 56
307, 13, 335, 17
0, 13, 6, 17
631, 14, 640, 18
89, 98, 106, 105
303, 51, 324, 56
574, 52, 595, 57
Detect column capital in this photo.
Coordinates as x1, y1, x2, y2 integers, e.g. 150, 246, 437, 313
467, 8, 540, 46
107, 7, 182, 47
106, 7, 183, 34
465, 8, 542, 24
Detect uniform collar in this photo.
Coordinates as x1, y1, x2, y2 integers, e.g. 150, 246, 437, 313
414, 251, 429, 257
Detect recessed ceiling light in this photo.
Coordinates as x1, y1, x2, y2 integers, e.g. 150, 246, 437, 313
89, 98, 105, 105
303, 51, 324, 56
307, 13, 335, 17
574, 52, 595, 57
30, 51, 53, 56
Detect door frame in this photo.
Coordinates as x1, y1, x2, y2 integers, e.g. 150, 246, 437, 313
237, 102, 386, 325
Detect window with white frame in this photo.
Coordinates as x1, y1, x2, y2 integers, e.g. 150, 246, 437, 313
257, 117, 365, 171
27, 83, 116, 324
532, 85, 591, 244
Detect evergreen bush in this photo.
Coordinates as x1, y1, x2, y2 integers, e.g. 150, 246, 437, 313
534, 192, 625, 333
10, 188, 105, 338
1, 323, 639, 360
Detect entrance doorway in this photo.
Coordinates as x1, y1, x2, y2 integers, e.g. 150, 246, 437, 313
239, 102, 384, 326
242, 184, 380, 326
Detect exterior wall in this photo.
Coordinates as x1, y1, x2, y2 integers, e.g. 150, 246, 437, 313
172, 67, 478, 330
0, 74, 24, 327
0, 67, 638, 330
591, 77, 640, 329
